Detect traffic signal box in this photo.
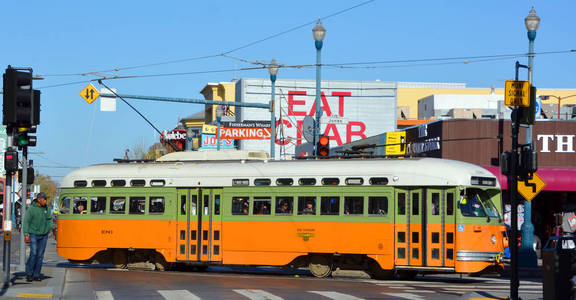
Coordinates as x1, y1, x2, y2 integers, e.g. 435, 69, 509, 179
18, 167, 35, 184
14, 126, 37, 149
4, 149, 18, 173
2, 67, 40, 127
317, 134, 330, 157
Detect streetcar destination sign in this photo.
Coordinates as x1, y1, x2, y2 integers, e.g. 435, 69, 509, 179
504, 80, 530, 107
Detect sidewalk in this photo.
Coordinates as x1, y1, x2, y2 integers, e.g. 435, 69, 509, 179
0, 231, 67, 299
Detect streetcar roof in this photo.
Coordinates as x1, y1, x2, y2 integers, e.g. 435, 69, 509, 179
60, 157, 499, 189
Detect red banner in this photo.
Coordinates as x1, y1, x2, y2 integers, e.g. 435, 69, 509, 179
219, 127, 271, 140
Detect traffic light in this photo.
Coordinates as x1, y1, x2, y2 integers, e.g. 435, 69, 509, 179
317, 134, 330, 157
2, 67, 40, 126
518, 86, 537, 125
519, 146, 538, 179
18, 167, 35, 184
4, 149, 18, 173
13, 126, 37, 149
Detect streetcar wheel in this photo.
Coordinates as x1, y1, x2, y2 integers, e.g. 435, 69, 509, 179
366, 260, 394, 280
154, 252, 170, 271
309, 255, 332, 278
112, 249, 127, 269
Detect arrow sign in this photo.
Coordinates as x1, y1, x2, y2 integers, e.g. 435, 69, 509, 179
80, 83, 101, 104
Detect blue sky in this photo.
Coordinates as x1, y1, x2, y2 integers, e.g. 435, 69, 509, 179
1, 1, 574, 182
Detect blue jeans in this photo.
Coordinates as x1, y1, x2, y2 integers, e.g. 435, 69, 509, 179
26, 233, 49, 278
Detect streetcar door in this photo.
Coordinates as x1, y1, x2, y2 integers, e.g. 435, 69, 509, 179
176, 188, 198, 261
198, 188, 222, 262
425, 188, 456, 267
443, 189, 456, 267
409, 189, 423, 266
394, 188, 409, 266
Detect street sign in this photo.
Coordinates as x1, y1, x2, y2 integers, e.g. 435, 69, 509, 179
518, 172, 546, 201
80, 83, 100, 104
320, 116, 349, 124
505, 80, 530, 107
385, 131, 406, 155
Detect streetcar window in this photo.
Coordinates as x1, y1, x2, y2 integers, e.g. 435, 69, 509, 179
180, 195, 186, 215
150, 180, 165, 187
369, 177, 388, 185
60, 196, 70, 214
204, 195, 209, 215
321, 178, 340, 185
149, 197, 165, 214
232, 197, 250, 215
431, 193, 440, 215
345, 178, 363, 185
275, 197, 293, 215
232, 179, 249, 186
320, 196, 340, 215
214, 194, 220, 215
74, 180, 87, 187
412, 192, 420, 216
253, 197, 271, 215
368, 196, 388, 216
254, 179, 271, 186
276, 178, 293, 186
111, 180, 126, 187
92, 180, 106, 187
129, 197, 146, 214
90, 196, 106, 214
130, 179, 146, 187
73, 196, 87, 214
191, 195, 197, 215
344, 197, 364, 215
298, 197, 316, 215
446, 193, 454, 215
298, 178, 316, 186
398, 193, 406, 215
110, 197, 126, 214
459, 188, 500, 218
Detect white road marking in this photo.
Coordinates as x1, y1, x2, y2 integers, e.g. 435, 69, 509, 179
158, 290, 201, 300
95, 291, 114, 300
234, 289, 284, 300
383, 293, 426, 299
309, 291, 365, 300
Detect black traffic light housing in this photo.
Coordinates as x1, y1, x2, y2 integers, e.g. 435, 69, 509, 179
18, 167, 35, 185
4, 149, 19, 173
13, 126, 37, 149
2, 67, 40, 127
518, 86, 537, 125
317, 134, 330, 157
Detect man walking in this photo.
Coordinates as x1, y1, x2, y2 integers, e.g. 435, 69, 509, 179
23, 192, 53, 282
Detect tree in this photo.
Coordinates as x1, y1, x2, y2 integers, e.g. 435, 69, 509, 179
36, 173, 58, 205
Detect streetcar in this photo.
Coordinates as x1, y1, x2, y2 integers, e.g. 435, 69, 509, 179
56, 151, 506, 278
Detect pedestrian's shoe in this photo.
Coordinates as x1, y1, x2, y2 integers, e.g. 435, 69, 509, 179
26, 276, 33, 282
33, 277, 41, 281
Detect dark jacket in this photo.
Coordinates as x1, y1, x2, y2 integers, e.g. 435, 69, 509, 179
23, 200, 53, 236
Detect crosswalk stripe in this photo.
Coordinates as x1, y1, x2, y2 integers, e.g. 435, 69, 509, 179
383, 293, 426, 300
158, 290, 201, 300
95, 291, 114, 300
309, 291, 365, 300
234, 289, 284, 300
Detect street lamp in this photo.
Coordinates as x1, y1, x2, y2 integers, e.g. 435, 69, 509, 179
313, 19, 326, 156
215, 105, 224, 151
540, 94, 576, 119
268, 59, 279, 160
525, 6, 540, 83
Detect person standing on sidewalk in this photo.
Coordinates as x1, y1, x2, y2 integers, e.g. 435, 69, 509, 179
23, 192, 53, 282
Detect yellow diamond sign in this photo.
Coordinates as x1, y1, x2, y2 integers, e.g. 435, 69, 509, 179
80, 83, 100, 104
518, 172, 546, 201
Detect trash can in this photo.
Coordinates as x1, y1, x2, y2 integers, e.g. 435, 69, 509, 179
542, 236, 576, 300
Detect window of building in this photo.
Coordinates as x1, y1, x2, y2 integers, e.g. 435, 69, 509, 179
275, 197, 293, 215
90, 196, 106, 214
320, 196, 340, 215
298, 196, 316, 215
129, 197, 146, 214
344, 197, 364, 215
110, 197, 126, 214
232, 197, 250, 215
253, 197, 271, 215
73, 196, 88, 214
368, 196, 388, 216
149, 197, 165, 214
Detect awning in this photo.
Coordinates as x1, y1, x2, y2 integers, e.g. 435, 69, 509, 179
484, 166, 576, 192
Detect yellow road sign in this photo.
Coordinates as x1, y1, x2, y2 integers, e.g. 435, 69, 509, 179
518, 172, 546, 201
80, 83, 100, 104
505, 80, 530, 107
385, 131, 406, 155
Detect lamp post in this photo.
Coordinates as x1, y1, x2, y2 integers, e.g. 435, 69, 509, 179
541, 94, 576, 119
268, 59, 279, 160
518, 6, 540, 271
215, 105, 223, 151
313, 19, 326, 156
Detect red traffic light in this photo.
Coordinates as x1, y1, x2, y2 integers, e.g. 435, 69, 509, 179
317, 134, 330, 157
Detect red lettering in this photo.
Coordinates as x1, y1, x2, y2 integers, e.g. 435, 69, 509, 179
346, 121, 367, 143
308, 91, 332, 116
288, 91, 307, 116
296, 120, 303, 145
276, 119, 292, 145
324, 124, 343, 146
332, 91, 350, 117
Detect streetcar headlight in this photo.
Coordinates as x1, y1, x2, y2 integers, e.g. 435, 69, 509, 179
491, 235, 497, 244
